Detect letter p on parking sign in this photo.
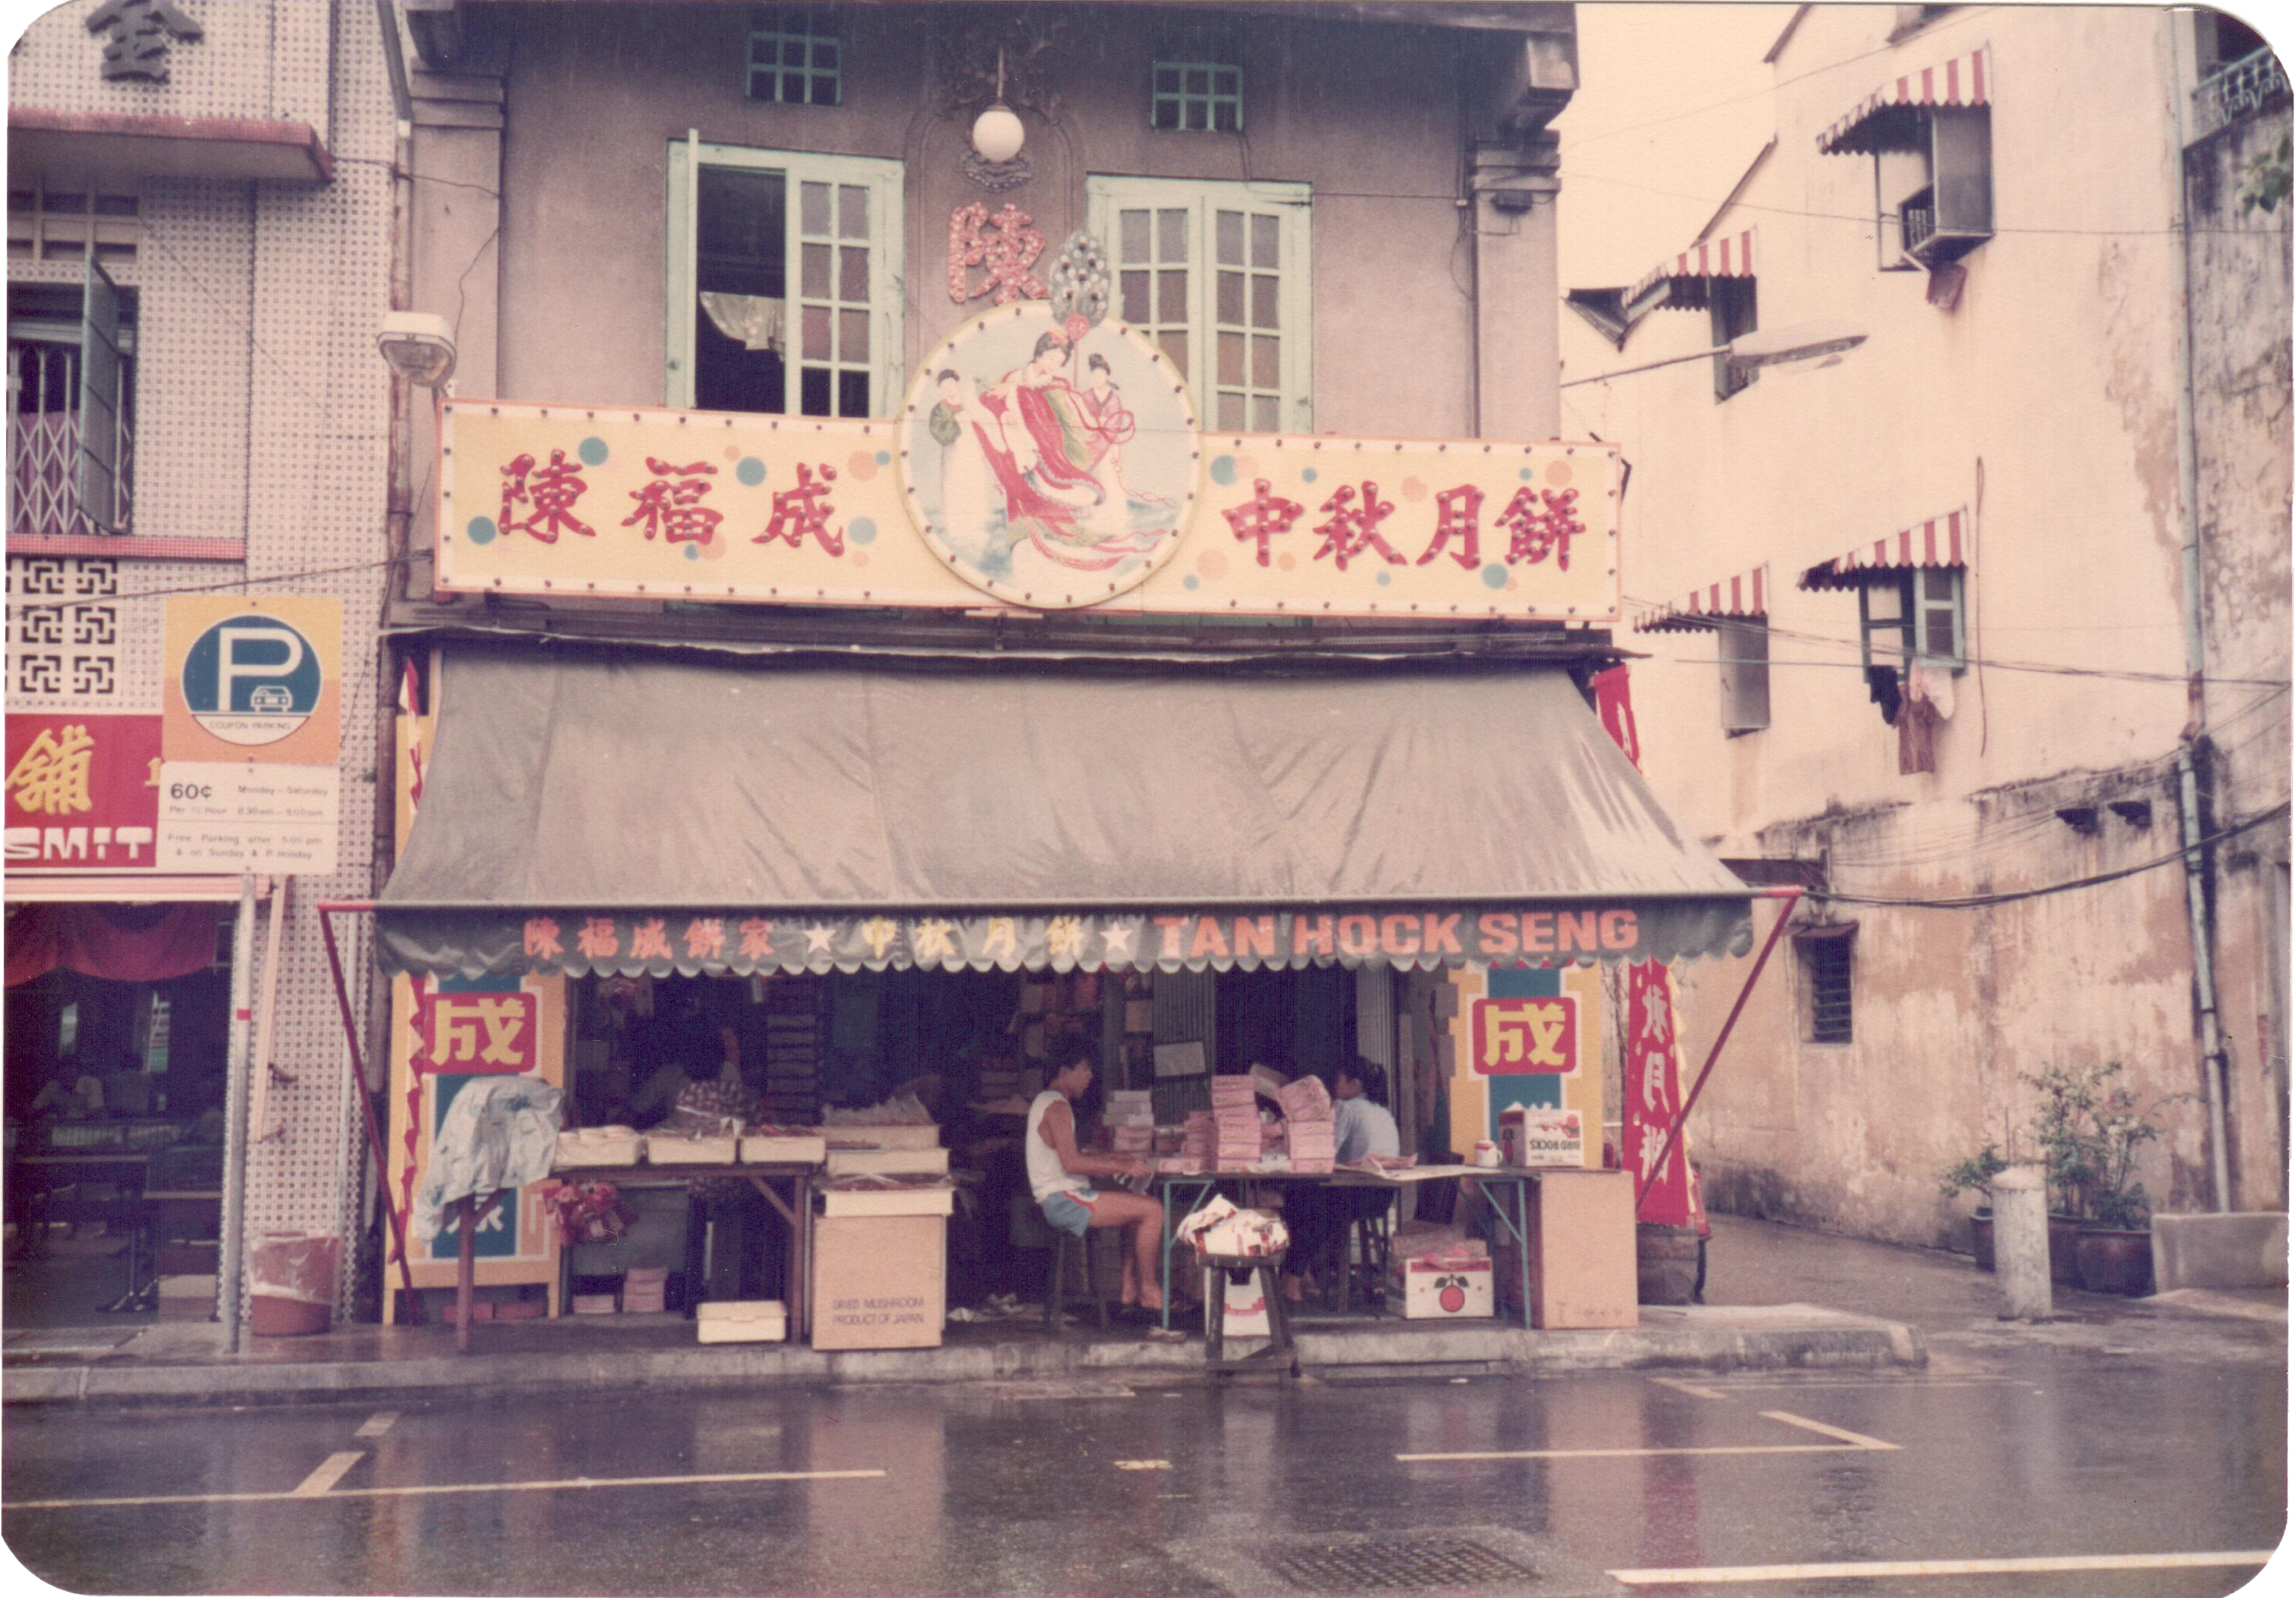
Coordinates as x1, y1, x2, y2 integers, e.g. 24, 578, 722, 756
163, 597, 341, 765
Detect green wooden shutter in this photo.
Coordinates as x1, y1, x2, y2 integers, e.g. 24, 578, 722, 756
75, 256, 126, 533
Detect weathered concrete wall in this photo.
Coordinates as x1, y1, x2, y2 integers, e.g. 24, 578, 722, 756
1561, 5, 2255, 1247
2188, 92, 2294, 1212
438, 3, 1491, 440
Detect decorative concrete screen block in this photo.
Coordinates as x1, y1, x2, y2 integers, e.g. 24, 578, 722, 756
810, 1215, 946, 1349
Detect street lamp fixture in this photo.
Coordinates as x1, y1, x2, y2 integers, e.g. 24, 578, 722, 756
1562, 319, 1867, 388
376, 311, 457, 389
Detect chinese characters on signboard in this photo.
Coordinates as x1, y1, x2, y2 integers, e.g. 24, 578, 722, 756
435, 306, 1621, 622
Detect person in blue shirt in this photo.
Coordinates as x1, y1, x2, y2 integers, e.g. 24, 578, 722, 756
1332, 1057, 1401, 1165
1282, 1056, 1401, 1304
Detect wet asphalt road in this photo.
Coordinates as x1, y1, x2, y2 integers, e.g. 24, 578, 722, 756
2, 1332, 2285, 1598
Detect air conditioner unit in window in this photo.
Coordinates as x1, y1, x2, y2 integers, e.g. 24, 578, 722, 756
1896, 107, 1993, 268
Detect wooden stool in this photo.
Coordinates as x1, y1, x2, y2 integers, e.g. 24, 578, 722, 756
1336, 1203, 1393, 1313
1045, 1228, 1110, 1333
1202, 1248, 1297, 1376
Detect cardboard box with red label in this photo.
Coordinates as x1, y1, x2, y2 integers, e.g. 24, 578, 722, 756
1388, 1257, 1495, 1319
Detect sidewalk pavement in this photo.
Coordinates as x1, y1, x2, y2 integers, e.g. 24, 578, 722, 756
3, 1214, 2280, 1408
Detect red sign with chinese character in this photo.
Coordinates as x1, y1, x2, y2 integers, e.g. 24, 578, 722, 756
413, 988, 537, 1076
1623, 962, 1693, 1224
3, 713, 163, 871
1470, 996, 1578, 1075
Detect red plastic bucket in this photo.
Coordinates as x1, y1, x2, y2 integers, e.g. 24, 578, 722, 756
247, 1231, 341, 1336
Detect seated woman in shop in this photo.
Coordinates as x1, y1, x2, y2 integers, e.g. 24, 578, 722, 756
1028, 1041, 1172, 1316
1280, 1056, 1402, 1304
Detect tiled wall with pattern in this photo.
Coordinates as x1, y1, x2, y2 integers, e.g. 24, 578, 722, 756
6, 1, 395, 1316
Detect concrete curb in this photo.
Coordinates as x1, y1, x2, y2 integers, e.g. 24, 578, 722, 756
2, 1306, 1922, 1407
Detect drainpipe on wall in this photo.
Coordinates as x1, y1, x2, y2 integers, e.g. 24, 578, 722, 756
2164, 12, 2232, 1212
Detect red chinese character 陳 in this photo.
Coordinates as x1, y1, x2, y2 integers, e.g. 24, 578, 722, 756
1310, 481, 1403, 571
1499, 485, 1583, 569
623, 458, 723, 546
948, 201, 1049, 308
576, 918, 620, 960
1221, 478, 1306, 567
753, 463, 843, 554
499, 449, 597, 544
739, 918, 776, 961
629, 918, 672, 961
1417, 484, 1484, 569
523, 916, 563, 961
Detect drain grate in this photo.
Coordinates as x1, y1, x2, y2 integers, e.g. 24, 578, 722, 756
1179, 1525, 1628, 1597
1266, 1536, 1541, 1590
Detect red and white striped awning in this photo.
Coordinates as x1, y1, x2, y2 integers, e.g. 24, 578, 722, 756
1817, 45, 1991, 156
1799, 508, 1969, 591
1635, 564, 1769, 633
1628, 227, 1757, 310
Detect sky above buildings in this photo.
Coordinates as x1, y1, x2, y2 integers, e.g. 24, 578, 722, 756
1554, 2, 1795, 292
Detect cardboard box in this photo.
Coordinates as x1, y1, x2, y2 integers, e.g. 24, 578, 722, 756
825, 1146, 950, 1178
1388, 1257, 1494, 1320
697, 1300, 787, 1343
820, 1124, 941, 1151
739, 1133, 827, 1165
1508, 1169, 1637, 1329
647, 1133, 737, 1164
818, 1182, 956, 1218
810, 1215, 946, 1350
1499, 1107, 1587, 1169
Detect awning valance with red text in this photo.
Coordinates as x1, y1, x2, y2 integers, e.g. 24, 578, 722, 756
374, 648, 1757, 977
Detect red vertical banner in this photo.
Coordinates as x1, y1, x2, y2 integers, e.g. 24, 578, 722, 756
1623, 963, 1694, 1225
1591, 666, 1693, 1225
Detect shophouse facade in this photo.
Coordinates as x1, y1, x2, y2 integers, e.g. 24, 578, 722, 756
363, 2, 1773, 1329
5, 0, 399, 1325
1561, 4, 2291, 1248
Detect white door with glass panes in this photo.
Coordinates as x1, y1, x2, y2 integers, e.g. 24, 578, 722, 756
666, 140, 904, 418
1085, 177, 1311, 434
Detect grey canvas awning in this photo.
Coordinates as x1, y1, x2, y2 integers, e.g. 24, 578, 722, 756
376, 647, 1757, 977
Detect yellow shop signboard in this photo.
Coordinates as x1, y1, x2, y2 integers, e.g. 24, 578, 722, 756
436, 305, 1620, 623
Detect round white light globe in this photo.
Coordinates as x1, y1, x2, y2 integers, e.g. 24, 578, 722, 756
970, 102, 1025, 164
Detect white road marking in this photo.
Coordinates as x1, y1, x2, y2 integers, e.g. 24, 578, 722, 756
1691, 1378, 2027, 1390
289, 1453, 366, 1498
1608, 1551, 2277, 1585
1647, 1375, 1729, 1400
1113, 1459, 1171, 1471
1400, 1407, 1900, 1463
5, 1466, 886, 1512
1757, 1410, 1900, 1451
354, 1412, 397, 1439
1397, 1443, 1877, 1462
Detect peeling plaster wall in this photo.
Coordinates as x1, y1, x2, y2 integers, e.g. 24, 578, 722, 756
1561, 6, 2263, 1246
2189, 97, 2294, 1212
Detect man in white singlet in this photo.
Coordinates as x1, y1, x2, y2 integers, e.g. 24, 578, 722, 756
1027, 1042, 1169, 1313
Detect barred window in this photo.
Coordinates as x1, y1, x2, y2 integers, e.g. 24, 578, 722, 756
1151, 30, 1241, 132
747, 5, 840, 107
1799, 929, 1855, 1045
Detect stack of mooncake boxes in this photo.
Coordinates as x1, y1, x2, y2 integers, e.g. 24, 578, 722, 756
1277, 1075, 1336, 1173
1210, 1075, 1262, 1169
1107, 1089, 1156, 1165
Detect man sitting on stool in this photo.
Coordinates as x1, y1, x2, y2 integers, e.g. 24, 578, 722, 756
1282, 1056, 1401, 1304
1026, 1042, 1169, 1316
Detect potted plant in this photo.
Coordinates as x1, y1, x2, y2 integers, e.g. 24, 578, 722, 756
1938, 1141, 2009, 1271
2021, 1062, 2107, 1285
2020, 1061, 2167, 1296
2070, 1080, 2163, 1296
